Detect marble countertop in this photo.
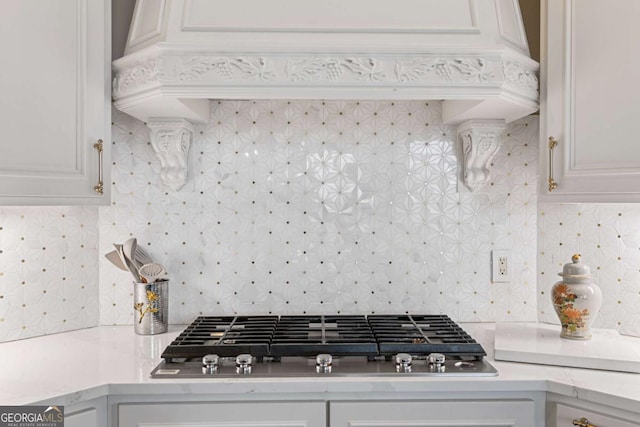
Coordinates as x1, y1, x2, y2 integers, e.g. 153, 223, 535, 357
1, 323, 639, 412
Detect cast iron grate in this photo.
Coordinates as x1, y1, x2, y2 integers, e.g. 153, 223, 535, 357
161, 314, 486, 362
161, 316, 278, 361
269, 315, 378, 356
367, 314, 486, 360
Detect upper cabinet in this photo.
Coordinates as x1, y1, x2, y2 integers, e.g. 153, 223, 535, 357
539, 0, 640, 202
0, 0, 111, 205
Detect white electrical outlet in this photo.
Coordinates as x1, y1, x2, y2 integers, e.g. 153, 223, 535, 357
492, 250, 510, 283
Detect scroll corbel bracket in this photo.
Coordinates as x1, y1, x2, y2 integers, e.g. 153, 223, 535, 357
147, 119, 194, 191
456, 120, 506, 192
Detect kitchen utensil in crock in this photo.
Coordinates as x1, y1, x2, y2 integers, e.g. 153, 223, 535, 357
105, 250, 128, 271
115, 243, 141, 282
124, 238, 140, 269
113, 243, 127, 269
135, 246, 153, 266
139, 263, 166, 283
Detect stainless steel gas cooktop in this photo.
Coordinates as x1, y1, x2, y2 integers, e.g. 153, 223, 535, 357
151, 314, 497, 378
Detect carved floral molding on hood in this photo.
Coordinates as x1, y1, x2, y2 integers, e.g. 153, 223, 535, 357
113, 54, 537, 99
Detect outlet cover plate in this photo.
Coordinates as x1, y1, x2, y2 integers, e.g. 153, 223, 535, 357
492, 250, 510, 283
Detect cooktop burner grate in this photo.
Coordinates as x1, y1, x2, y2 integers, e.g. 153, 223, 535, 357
368, 314, 486, 360
270, 315, 378, 356
161, 314, 486, 362
161, 316, 278, 360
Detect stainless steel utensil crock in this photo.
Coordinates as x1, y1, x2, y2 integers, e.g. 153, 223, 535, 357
133, 279, 168, 335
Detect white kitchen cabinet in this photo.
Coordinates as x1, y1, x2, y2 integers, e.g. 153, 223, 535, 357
330, 399, 538, 426
539, 0, 640, 202
65, 397, 107, 427
547, 395, 640, 427
555, 404, 639, 427
66, 410, 99, 427
0, 0, 111, 205
117, 401, 326, 427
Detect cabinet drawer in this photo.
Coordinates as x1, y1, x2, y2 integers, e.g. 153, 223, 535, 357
556, 403, 640, 427
118, 401, 326, 427
330, 399, 537, 426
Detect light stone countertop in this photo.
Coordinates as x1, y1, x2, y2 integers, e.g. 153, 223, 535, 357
0, 323, 639, 413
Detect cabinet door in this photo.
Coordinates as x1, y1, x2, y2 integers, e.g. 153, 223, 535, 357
539, 0, 640, 202
555, 403, 640, 427
0, 0, 110, 205
118, 401, 326, 427
330, 400, 537, 427
63, 397, 107, 427
66, 408, 98, 427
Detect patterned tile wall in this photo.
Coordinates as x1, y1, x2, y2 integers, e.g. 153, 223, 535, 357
538, 203, 640, 337
2, 101, 639, 343
0, 207, 99, 342
99, 101, 539, 326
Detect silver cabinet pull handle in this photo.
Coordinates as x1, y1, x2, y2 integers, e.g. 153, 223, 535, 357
93, 139, 104, 195
548, 136, 558, 192
572, 417, 597, 427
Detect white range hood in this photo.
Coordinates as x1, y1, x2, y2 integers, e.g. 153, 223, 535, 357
112, 0, 538, 191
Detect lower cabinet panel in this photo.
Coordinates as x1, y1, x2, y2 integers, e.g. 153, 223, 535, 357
118, 401, 326, 427
554, 403, 640, 427
330, 400, 537, 427
65, 408, 98, 427
62, 397, 107, 427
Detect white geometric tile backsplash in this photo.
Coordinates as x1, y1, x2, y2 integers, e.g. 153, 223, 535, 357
99, 100, 539, 326
0, 207, 99, 342
538, 203, 640, 337
1, 100, 640, 343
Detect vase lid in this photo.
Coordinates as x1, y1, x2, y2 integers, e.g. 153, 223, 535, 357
558, 253, 591, 278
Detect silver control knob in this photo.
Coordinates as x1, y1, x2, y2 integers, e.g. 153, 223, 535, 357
235, 354, 252, 374
316, 354, 333, 373
202, 354, 219, 374
427, 353, 446, 372
395, 353, 413, 372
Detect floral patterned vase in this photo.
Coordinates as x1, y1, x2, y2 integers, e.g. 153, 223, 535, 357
552, 254, 602, 340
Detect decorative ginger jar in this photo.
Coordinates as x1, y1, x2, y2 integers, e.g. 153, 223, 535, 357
551, 254, 602, 340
